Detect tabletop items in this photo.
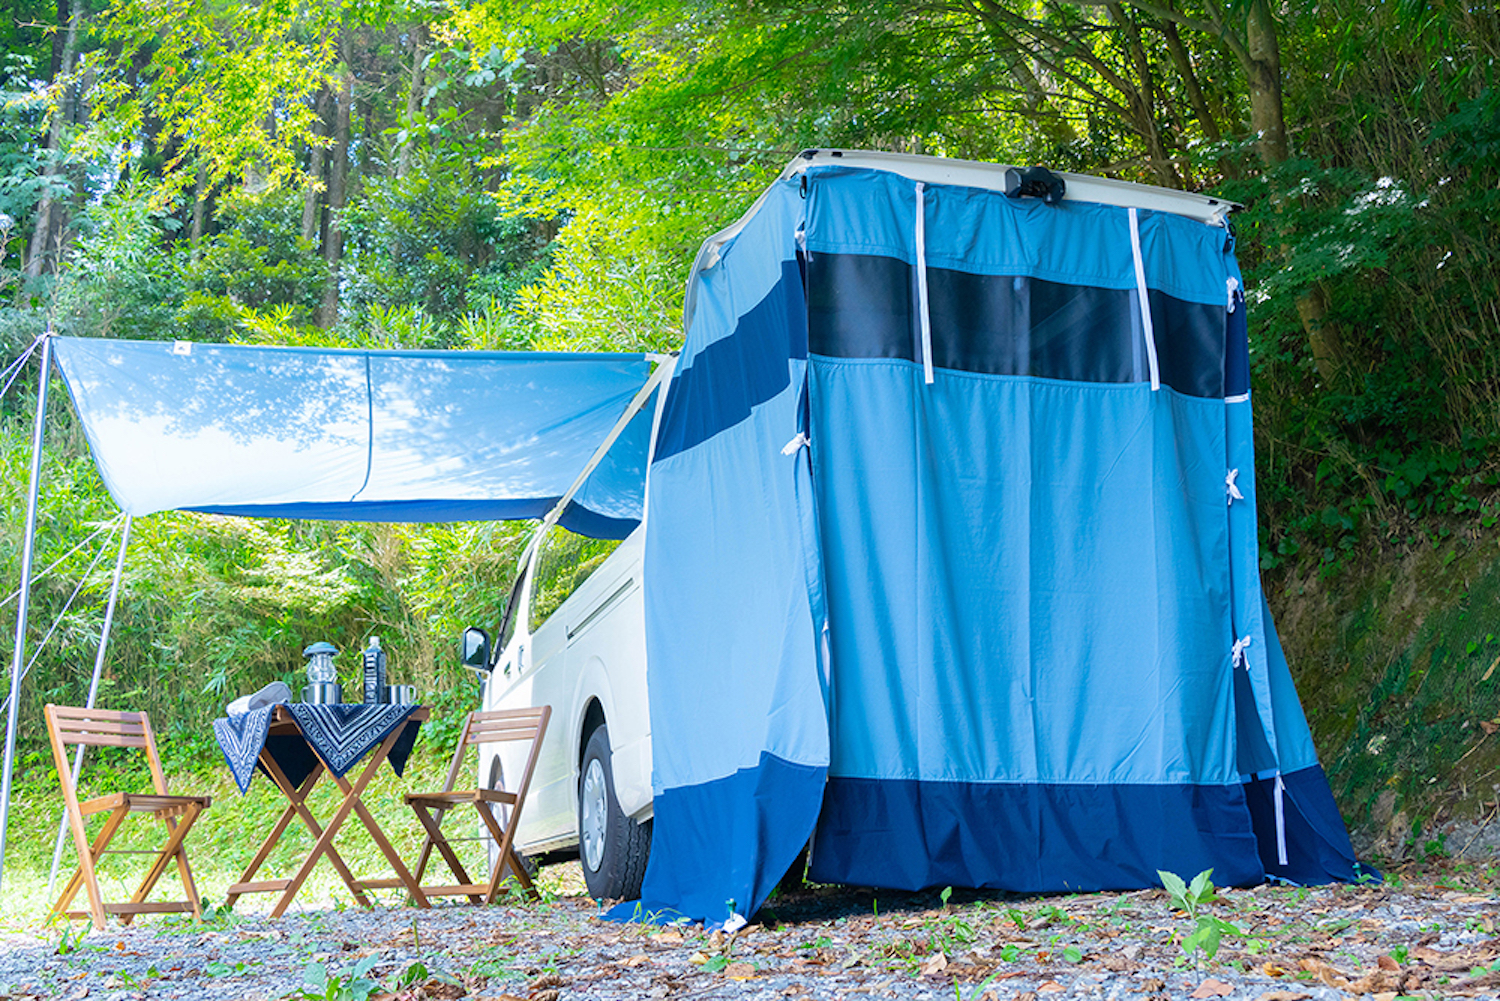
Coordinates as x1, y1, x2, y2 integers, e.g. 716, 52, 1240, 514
288, 637, 415, 707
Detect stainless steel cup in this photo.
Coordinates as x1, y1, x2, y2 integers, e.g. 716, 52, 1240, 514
388, 684, 416, 706
302, 682, 342, 704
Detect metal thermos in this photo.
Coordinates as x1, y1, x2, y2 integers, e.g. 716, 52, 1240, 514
362, 637, 387, 704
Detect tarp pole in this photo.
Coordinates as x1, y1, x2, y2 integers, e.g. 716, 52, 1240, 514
46, 515, 131, 899
0, 333, 53, 893
520, 354, 679, 567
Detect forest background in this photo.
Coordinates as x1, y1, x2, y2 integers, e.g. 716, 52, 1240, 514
0, 0, 1498, 876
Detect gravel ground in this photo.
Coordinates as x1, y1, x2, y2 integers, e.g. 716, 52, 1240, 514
2, 860, 1498, 1001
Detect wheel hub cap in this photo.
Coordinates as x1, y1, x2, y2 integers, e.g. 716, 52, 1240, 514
581, 758, 607, 872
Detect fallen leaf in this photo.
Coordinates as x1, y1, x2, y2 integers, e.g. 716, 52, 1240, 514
652, 930, 685, 945
1037, 982, 1066, 994
621, 954, 653, 968
920, 953, 948, 976
531, 992, 560, 1001
1377, 954, 1400, 971
724, 962, 755, 980
1262, 962, 1289, 977
1254, 993, 1311, 1001
1190, 980, 1234, 998
528, 974, 565, 990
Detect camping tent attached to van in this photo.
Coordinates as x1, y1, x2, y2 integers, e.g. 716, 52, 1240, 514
634, 150, 1369, 926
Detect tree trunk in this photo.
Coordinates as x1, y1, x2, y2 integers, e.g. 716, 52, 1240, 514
397, 28, 426, 180
1244, 0, 1287, 167
318, 67, 353, 328
190, 163, 210, 255
301, 87, 330, 244
24, 2, 80, 281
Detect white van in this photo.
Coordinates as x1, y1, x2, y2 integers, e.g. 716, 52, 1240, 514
463, 488, 656, 901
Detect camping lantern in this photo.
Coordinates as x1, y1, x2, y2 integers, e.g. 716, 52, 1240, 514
302, 641, 341, 704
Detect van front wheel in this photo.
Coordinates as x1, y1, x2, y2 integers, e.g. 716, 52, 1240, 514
579, 725, 650, 901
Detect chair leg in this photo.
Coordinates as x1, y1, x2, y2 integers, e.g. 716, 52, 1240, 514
410, 804, 483, 904
55, 805, 127, 931
127, 806, 204, 921
476, 804, 536, 904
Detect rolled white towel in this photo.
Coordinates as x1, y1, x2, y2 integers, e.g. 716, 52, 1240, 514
226, 681, 293, 717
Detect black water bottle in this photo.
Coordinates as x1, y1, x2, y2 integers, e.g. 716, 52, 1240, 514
362, 637, 387, 705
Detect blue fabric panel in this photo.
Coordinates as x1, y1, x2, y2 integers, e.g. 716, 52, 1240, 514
802, 166, 1238, 307
51, 337, 652, 525
190, 496, 639, 539
1243, 766, 1372, 885
811, 361, 1237, 787
608, 753, 826, 924
810, 777, 1264, 892
653, 260, 806, 463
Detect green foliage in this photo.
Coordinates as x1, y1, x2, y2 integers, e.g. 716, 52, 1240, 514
291, 956, 382, 1001
1159, 868, 1240, 964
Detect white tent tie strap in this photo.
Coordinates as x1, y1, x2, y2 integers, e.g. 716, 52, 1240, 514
782, 432, 810, 456
1231, 634, 1253, 670
1226, 468, 1244, 506
914, 182, 934, 385
1128, 207, 1161, 391
1274, 773, 1289, 866
1227, 276, 1241, 313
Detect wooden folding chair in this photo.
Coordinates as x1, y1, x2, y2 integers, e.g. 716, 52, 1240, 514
403, 706, 550, 904
45, 705, 212, 931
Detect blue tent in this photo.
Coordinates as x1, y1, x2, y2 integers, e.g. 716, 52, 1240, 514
635, 151, 1367, 926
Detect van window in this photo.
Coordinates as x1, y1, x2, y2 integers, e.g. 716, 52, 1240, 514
528, 526, 621, 631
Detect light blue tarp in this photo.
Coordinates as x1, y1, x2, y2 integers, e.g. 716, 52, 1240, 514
630, 163, 1367, 925
50, 338, 655, 537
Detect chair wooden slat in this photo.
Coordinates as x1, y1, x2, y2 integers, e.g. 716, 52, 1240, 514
402, 706, 551, 905
45, 703, 212, 932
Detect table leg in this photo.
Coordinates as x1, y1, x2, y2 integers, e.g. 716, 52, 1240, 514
227, 758, 373, 910
270, 722, 424, 917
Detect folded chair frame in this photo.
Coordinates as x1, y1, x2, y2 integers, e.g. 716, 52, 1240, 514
45, 704, 211, 931
402, 706, 550, 905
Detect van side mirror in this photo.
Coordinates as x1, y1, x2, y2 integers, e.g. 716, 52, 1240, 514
461, 627, 492, 672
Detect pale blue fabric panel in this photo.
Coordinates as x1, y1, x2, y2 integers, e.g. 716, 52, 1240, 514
684, 180, 807, 355
51, 337, 652, 527
802, 166, 1236, 307
645, 379, 828, 791
813, 360, 1238, 786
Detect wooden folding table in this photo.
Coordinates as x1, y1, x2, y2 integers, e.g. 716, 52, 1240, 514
224, 705, 431, 916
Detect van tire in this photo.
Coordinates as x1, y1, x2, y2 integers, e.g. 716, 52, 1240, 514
579, 725, 651, 901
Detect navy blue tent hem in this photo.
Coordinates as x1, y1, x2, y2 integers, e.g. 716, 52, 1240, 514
606, 752, 826, 925
1243, 765, 1377, 886
809, 777, 1265, 893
